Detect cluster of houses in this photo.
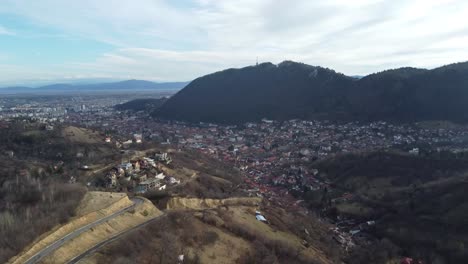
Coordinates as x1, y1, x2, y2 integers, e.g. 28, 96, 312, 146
330, 226, 355, 250
124, 119, 467, 207
0, 104, 67, 122
102, 133, 145, 148
103, 152, 179, 193
154, 152, 172, 164
327, 217, 375, 250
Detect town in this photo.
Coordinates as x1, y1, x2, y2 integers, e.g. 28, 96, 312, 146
3, 93, 468, 253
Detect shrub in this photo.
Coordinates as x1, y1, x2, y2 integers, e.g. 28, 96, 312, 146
202, 231, 219, 245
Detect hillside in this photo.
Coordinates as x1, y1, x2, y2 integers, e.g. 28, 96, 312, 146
308, 151, 468, 263
115, 97, 167, 112
0, 122, 122, 262
91, 203, 337, 264
155, 61, 468, 124
0, 124, 93, 263
73, 147, 341, 264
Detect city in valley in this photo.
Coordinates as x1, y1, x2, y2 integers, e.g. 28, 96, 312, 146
2, 92, 468, 263
2, 2, 468, 262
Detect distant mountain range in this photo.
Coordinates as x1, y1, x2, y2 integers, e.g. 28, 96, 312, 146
155, 60, 468, 124
0, 80, 188, 94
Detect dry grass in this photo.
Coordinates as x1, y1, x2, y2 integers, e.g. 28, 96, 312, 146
165, 197, 261, 210
9, 192, 134, 264
41, 198, 161, 264
76, 192, 128, 216
188, 219, 251, 264
89, 200, 336, 264
62, 126, 102, 144
89, 210, 251, 264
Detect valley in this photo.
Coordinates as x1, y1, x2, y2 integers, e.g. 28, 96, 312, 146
1, 2, 467, 263
2, 60, 468, 264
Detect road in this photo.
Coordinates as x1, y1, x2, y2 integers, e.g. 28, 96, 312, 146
23, 197, 144, 264
67, 214, 165, 264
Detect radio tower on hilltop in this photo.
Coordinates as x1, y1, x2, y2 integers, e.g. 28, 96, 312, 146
256, 56, 258, 66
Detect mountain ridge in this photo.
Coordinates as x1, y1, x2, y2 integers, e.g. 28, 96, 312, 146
155, 60, 468, 124
0, 80, 189, 94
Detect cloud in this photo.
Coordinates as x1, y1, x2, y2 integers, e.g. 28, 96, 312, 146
0, 0, 468, 83
0, 25, 15, 35
0, 0, 196, 47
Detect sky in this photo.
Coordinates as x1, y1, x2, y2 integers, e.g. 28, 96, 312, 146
0, 0, 468, 86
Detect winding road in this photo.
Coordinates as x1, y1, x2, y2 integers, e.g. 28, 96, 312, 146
24, 197, 144, 264
67, 214, 165, 264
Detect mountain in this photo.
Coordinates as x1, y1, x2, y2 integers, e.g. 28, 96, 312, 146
155, 61, 468, 124
156, 61, 355, 123
83, 80, 188, 91
0, 86, 33, 93
0, 80, 189, 94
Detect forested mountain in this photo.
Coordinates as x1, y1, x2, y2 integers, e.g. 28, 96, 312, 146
155, 61, 468, 124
